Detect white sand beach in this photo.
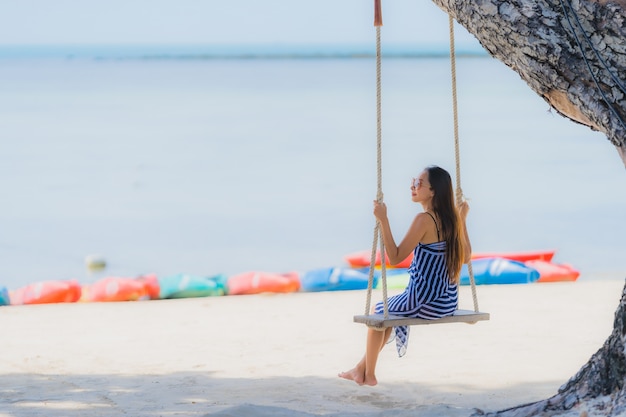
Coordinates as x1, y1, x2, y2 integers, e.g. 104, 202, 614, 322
1, 278, 624, 417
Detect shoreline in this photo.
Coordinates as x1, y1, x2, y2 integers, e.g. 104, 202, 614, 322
1, 279, 624, 416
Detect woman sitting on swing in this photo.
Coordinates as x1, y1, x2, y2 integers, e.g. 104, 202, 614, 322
339, 165, 471, 386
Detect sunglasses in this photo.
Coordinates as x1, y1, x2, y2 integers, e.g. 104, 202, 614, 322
411, 178, 430, 189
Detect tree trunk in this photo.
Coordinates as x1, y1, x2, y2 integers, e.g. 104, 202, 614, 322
423, 0, 626, 414
431, 0, 626, 167
472, 280, 626, 416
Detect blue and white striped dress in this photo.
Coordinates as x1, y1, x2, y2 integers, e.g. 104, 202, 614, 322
375, 240, 458, 356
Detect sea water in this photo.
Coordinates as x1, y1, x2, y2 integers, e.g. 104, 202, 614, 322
0, 51, 624, 289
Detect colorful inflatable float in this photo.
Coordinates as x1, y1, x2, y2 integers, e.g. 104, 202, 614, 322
365, 258, 544, 287
82, 276, 149, 302
370, 260, 539, 287
525, 260, 580, 283
0, 286, 10, 306
10, 280, 82, 305
344, 250, 412, 269
460, 257, 540, 285
472, 249, 555, 263
365, 258, 578, 287
370, 259, 540, 287
135, 274, 161, 300
301, 267, 376, 292
227, 271, 300, 295
158, 273, 227, 299
346, 248, 557, 269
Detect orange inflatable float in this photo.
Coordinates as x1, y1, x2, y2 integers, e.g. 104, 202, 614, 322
82, 276, 148, 302
10, 280, 82, 305
135, 274, 161, 300
525, 260, 580, 283
227, 271, 300, 295
344, 250, 412, 268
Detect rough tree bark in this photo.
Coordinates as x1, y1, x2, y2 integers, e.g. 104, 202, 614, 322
431, 0, 626, 167
424, 0, 626, 415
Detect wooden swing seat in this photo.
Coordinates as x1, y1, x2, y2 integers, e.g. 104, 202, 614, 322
353, 309, 490, 330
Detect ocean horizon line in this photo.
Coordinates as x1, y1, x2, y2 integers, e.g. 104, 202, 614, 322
0, 43, 488, 60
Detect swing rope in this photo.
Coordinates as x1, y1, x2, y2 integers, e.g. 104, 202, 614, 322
448, 15, 480, 313
364, 0, 389, 319
363, 2, 481, 321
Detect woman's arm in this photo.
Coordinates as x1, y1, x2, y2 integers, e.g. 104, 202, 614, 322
374, 201, 426, 266
458, 201, 472, 263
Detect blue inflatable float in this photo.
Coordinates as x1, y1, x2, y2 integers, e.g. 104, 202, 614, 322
460, 257, 540, 285
301, 267, 376, 292
0, 286, 9, 306
363, 258, 539, 287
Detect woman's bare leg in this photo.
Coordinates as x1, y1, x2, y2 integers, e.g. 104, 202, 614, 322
339, 327, 393, 386
362, 327, 392, 385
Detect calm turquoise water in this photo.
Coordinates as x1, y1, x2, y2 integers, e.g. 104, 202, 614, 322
0, 55, 624, 289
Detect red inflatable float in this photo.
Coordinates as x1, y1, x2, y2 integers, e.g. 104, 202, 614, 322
345, 248, 557, 268
227, 271, 300, 295
11, 280, 82, 305
82, 277, 148, 302
525, 260, 580, 283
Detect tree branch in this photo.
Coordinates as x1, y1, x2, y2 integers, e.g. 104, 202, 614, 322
432, 0, 626, 166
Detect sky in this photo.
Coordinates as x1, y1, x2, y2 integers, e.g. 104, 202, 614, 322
0, 0, 480, 47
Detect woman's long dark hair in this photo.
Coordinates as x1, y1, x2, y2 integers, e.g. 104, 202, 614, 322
425, 166, 465, 284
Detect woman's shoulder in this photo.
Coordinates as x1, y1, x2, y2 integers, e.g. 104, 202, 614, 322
414, 211, 439, 238
412, 211, 434, 223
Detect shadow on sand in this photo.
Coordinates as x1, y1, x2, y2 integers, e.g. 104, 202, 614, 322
0, 371, 558, 417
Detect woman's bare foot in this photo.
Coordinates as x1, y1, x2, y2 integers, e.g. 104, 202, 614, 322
338, 368, 365, 385
362, 374, 378, 386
